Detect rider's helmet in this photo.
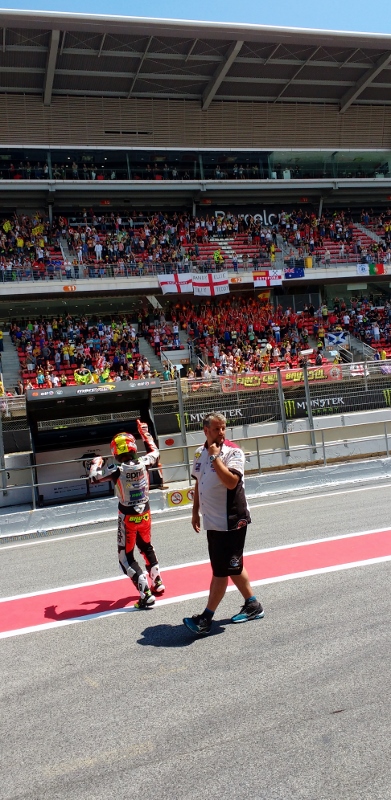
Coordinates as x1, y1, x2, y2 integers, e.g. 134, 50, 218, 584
110, 432, 138, 459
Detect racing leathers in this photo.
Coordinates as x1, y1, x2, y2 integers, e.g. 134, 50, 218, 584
89, 422, 163, 600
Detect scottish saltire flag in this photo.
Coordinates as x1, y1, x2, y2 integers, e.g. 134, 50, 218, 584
356, 264, 369, 276
326, 332, 346, 346
284, 267, 305, 279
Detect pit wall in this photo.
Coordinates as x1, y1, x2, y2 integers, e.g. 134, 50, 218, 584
3, 406, 391, 509
157, 407, 391, 481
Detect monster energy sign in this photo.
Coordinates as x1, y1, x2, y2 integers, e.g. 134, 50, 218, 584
177, 408, 245, 430
154, 407, 246, 434
284, 396, 346, 419
153, 379, 391, 434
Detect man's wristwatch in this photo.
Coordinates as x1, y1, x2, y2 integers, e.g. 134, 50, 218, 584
210, 453, 220, 462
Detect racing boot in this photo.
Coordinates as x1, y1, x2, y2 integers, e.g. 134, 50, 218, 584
150, 563, 165, 594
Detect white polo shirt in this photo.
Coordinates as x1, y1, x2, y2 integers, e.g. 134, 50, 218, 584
192, 440, 251, 531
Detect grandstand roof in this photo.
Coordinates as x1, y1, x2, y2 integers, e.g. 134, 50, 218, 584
2, 10, 391, 110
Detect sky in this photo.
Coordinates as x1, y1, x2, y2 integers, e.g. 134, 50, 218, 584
1, 0, 391, 36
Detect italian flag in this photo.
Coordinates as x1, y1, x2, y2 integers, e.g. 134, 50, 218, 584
369, 263, 385, 275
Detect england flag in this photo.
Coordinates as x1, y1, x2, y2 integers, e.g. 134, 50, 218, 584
158, 273, 193, 294
350, 364, 369, 377
192, 271, 229, 296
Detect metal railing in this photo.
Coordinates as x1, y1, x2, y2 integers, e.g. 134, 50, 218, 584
0, 395, 27, 416
2, 417, 391, 511
353, 340, 377, 361
5, 358, 391, 411
0, 262, 227, 282
1, 257, 386, 283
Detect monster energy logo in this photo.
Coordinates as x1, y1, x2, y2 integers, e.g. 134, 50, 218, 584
284, 400, 296, 419
284, 397, 345, 419
176, 409, 244, 429
383, 389, 391, 407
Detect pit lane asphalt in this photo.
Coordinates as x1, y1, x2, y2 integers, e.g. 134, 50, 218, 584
1, 482, 390, 800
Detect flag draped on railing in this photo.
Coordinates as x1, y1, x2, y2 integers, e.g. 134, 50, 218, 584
157, 273, 193, 294
284, 267, 305, 279
356, 263, 385, 276
191, 271, 230, 296
253, 270, 283, 287
157, 272, 230, 295
326, 332, 347, 346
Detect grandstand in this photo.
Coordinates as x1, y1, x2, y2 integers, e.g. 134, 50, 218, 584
2, 13, 391, 422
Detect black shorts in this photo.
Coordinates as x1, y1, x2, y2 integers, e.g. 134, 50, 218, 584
207, 527, 247, 578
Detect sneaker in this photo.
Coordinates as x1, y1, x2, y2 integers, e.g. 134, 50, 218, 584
231, 599, 264, 624
134, 590, 155, 609
183, 614, 212, 635
152, 576, 165, 595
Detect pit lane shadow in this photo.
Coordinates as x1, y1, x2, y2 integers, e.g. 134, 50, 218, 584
137, 618, 230, 648
44, 596, 136, 621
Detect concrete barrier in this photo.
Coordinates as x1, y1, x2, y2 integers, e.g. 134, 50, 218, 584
2, 456, 391, 544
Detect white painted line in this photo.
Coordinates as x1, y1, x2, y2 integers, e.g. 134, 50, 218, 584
0, 572, 126, 603
1, 553, 390, 640
0, 515, 191, 551
248, 479, 391, 510
1, 525, 390, 603
0, 557, 210, 603
0, 527, 116, 551
2, 478, 391, 553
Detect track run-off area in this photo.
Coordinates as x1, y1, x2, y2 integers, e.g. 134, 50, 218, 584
1, 480, 390, 800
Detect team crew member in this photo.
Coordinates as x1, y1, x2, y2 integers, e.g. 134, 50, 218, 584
183, 412, 264, 635
89, 419, 165, 609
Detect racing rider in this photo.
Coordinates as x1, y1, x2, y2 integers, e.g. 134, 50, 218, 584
89, 419, 165, 609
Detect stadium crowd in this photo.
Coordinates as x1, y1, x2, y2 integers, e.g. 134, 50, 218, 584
64, 207, 391, 268
6, 288, 391, 394
64, 209, 279, 270
0, 212, 64, 281
2, 207, 391, 280
11, 314, 158, 392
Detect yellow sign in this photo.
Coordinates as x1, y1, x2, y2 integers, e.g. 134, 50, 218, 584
167, 488, 195, 508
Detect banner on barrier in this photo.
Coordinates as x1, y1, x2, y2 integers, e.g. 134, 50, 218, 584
253, 270, 283, 287
192, 271, 229, 296
220, 365, 343, 393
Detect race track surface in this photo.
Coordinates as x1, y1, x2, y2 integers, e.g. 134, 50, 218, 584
1, 481, 390, 800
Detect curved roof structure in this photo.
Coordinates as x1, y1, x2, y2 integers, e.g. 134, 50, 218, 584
1, 10, 391, 109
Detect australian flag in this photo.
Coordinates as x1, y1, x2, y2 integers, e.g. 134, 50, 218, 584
284, 267, 305, 279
